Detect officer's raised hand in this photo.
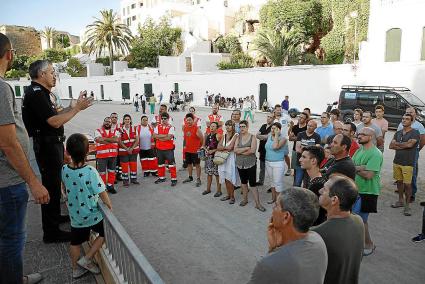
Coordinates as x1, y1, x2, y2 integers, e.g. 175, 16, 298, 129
75, 90, 94, 111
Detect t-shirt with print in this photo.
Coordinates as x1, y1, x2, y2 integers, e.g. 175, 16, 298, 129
352, 146, 383, 195
0, 77, 30, 188
295, 131, 321, 167
392, 129, 420, 166
62, 164, 106, 228
291, 124, 307, 151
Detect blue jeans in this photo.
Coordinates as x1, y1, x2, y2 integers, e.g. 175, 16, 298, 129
293, 166, 304, 187
352, 196, 369, 223
0, 183, 29, 284
412, 149, 419, 197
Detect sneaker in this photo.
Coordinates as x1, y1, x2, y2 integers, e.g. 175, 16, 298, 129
143, 172, 150, 177
183, 177, 193, 183
195, 179, 201, 187
130, 179, 140, 185
23, 273, 43, 284
285, 169, 292, 176
171, 180, 177, 187
412, 233, 425, 243
155, 178, 166, 184
77, 256, 100, 274
107, 186, 117, 194
72, 266, 88, 279
151, 172, 158, 177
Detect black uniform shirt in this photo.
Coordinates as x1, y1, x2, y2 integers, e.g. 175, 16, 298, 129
22, 81, 64, 137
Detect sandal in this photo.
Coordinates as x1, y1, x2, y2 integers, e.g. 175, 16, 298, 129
239, 200, 248, 207
202, 190, 211, 195
267, 200, 276, 204
214, 192, 223, 197
391, 201, 404, 208
255, 206, 266, 212
229, 198, 235, 204
363, 245, 376, 256
220, 196, 230, 201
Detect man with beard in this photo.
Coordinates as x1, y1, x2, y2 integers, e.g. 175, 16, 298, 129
326, 134, 356, 180
352, 127, 383, 256
22, 59, 92, 243
205, 104, 224, 136
95, 117, 120, 194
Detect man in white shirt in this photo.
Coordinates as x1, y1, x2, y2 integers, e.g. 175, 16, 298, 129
141, 93, 147, 114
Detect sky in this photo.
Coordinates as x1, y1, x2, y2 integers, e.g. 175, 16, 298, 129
1, 0, 120, 35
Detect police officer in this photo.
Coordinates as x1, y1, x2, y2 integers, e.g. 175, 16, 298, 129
22, 59, 92, 243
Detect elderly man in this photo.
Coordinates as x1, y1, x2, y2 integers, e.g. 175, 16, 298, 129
390, 114, 420, 216
396, 107, 425, 202
326, 134, 356, 180
1, 32, 48, 284
352, 127, 383, 256
294, 120, 321, 186
248, 187, 328, 284
22, 59, 92, 243
325, 120, 344, 145
313, 176, 364, 284
356, 111, 384, 151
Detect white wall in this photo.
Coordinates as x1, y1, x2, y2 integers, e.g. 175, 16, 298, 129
362, 0, 425, 64
113, 61, 129, 73
87, 63, 105, 77
9, 61, 425, 114
191, 53, 226, 72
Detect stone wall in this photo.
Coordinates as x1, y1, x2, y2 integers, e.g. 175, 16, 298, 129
0, 25, 42, 56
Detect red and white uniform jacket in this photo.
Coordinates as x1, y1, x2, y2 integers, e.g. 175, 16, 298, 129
206, 114, 223, 134
94, 127, 119, 159
154, 124, 175, 151
119, 125, 140, 156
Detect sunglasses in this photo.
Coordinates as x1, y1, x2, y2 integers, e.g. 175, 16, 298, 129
161, 117, 168, 120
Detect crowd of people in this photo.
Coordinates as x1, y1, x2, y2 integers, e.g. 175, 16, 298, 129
2, 30, 425, 284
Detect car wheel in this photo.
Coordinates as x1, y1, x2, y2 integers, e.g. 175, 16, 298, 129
343, 113, 354, 123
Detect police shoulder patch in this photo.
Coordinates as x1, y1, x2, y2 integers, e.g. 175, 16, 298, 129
33, 86, 41, 91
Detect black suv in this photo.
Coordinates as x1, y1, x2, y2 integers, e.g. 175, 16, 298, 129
337, 85, 425, 128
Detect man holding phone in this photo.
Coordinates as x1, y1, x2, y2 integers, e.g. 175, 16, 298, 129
22, 59, 93, 243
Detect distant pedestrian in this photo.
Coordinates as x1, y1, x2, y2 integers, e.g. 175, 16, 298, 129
149, 94, 156, 114
62, 133, 112, 279
133, 94, 139, 112
248, 188, 327, 284
204, 91, 209, 106
281, 95, 289, 112
141, 93, 146, 114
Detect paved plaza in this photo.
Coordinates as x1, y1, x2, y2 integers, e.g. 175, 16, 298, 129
26, 102, 425, 283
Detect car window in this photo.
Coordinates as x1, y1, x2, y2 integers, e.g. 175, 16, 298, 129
344, 92, 357, 100
384, 94, 400, 109
358, 93, 380, 105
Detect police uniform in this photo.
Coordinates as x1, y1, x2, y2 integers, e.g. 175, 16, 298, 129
22, 82, 66, 240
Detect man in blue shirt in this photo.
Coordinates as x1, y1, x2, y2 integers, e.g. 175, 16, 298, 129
281, 95, 289, 112
396, 107, 425, 202
315, 112, 334, 146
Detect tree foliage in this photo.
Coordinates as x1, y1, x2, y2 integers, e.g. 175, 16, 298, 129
320, 0, 370, 64
217, 52, 254, 70
253, 28, 304, 66
215, 35, 242, 54
128, 17, 183, 68
83, 9, 133, 71
95, 56, 120, 66
41, 48, 69, 63
66, 58, 86, 77
55, 34, 70, 48
41, 26, 56, 49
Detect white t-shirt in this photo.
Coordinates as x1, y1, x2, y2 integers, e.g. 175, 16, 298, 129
275, 113, 291, 138
138, 125, 152, 150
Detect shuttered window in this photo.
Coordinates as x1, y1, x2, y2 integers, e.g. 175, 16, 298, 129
385, 28, 402, 62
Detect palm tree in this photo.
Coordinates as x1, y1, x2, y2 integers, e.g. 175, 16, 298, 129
253, 28, 304, 66
84, 9, 133, 72
41, 26, 56, 49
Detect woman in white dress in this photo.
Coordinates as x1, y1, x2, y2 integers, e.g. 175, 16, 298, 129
217, 120, 240, 204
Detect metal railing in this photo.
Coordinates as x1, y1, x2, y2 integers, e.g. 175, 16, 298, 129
99, 203, 164, 284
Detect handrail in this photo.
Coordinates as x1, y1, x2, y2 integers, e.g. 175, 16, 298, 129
99, 203, 164, 284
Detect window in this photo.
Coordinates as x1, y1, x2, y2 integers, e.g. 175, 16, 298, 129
421, 27, 425, 60
357, 93, 380, 105
132, 16, 136, 21
140, 2, 143, 7
384, 94, 399, 109
385, 28, 402, 62
224, 0, 228, 7
126, 18, 131, 26
131, 3, 136, 9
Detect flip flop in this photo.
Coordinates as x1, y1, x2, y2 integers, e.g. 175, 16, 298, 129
239, 200, 248, 207
220, 196, 230, 201
256, 206, 266, 212
229, 198, 235, 204
202, 190, 211, 195
391, 202, 404, 208
363, 245, 376, 256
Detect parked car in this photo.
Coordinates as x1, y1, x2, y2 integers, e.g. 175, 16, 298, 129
337, 85, 425, 128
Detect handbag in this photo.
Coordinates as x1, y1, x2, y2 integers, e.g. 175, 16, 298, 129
197, 148, 207, 161
213, 150, 230, 165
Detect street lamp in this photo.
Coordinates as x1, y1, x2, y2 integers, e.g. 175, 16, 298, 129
350, 11, 358, 64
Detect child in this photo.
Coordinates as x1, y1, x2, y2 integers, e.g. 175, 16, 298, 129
61, 133, 113, 279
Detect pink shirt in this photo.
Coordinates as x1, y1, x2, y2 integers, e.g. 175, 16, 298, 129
372, 118, 388, 135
